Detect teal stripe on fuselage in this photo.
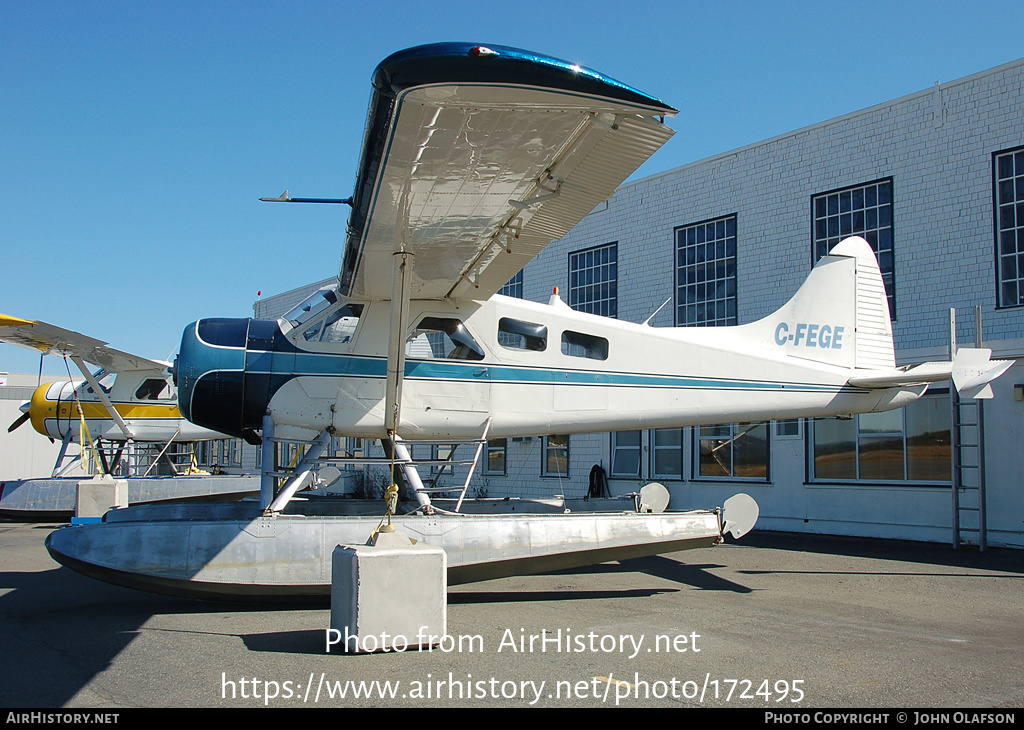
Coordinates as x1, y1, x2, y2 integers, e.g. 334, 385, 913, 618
241, 349, 850, 394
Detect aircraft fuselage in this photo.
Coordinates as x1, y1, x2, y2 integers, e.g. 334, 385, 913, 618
176, 282, 919, 445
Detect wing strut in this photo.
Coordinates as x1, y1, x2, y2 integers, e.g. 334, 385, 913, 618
69, 356, 136, 441
385, 250, 413, 436
51, 430, 82, 478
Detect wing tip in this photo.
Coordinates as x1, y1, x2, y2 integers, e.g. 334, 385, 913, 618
0, 314, 37, 327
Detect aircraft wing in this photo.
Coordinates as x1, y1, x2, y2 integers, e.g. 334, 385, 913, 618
0, 314, 169, 374
339, 43, 677, 302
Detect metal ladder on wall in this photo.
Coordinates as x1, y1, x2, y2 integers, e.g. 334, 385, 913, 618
951, 392, 986, 550
950, 307, 987, 551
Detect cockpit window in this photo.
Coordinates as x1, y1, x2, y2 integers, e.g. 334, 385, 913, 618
300, 303, 364, 343
284, 287, 339, 328
85, 369, 115, 395
135, 378, 169, 400
302, 321, 323, 341
407, 317, 485, 361
319, 304, 363, 343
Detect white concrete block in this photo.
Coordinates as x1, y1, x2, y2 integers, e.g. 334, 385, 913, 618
330, 531, 447, 653
76, 474, 127, 518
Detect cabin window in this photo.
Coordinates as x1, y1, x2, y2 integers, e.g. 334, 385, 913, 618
675, 215, 737, 326
135, 378, 169, 400
812, 179, 894, 318
320, 304, 363, 343
498, 318, 547, 351
560, 330, 608, 361
810, 390, 950, 483
302, 322, 322, 340
85, 370, 115, 395
407, 317, 484, 361
542, 434, 569, 477
695, 422, 769, 480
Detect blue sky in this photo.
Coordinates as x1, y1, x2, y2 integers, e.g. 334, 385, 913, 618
2, 0, 1023, 375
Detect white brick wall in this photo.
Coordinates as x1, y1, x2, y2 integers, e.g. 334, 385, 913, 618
490, 57, 1024, 544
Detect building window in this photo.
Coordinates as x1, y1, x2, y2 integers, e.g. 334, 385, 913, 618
695, 422, 769, 479
651, 428, 684, 480
813, 179, 894, 317
774, 419, 801, 439
432, 444, 456, 477
485, 439, 507, 475
344, 437, 364, 460
230, 438, 243, 466
610, 431, 642, 478
499, 271, 524, 299
675, 215, 737, 326
542, 434, 569, 477
569, 243, 617, 317
996, 147, 1024, 307
810, 391, 950, 482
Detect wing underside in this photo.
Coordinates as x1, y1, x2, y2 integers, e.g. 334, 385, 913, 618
339, 43, 677, 303
0, 315, 168, 374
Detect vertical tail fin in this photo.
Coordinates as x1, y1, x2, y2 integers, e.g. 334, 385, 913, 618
763, 237, 1012, 398
746, 236, 894, 370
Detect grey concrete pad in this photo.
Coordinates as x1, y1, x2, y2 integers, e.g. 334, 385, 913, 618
1, 519, 1022, 708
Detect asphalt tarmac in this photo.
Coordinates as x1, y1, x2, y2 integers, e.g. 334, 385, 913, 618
2, 518, 1022, 709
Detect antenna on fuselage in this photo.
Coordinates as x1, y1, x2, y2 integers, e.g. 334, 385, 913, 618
642, 297, 672, 326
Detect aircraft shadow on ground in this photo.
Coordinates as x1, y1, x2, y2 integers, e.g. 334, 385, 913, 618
0, 565, 163, 707
741, 530, 1024, 576
0, 556, 294, 707
447, 554, 754, 599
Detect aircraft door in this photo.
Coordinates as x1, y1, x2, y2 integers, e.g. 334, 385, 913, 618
403, 316, 491, 433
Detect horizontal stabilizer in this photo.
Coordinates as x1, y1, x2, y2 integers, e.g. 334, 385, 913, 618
952, 349, 1013, 400
848, 348, 1012, 400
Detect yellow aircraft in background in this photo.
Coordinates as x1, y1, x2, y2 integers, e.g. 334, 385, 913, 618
1, 314, 225, 476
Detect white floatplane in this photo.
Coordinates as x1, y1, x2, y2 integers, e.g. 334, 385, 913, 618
45, 43, 1010, 601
